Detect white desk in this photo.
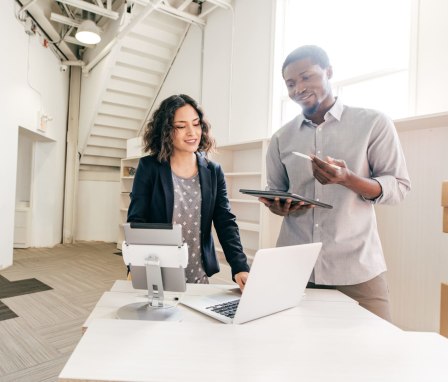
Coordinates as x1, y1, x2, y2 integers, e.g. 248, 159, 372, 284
60, 283, 448, 381
60, 319, 448, 382
81, 281, 365, 330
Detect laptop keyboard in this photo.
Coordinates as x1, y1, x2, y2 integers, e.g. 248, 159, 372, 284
206, 299, 240, 318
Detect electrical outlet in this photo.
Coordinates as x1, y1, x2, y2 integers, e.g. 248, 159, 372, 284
37, 111, 47, 132
37, 111, 44, 132
37, 111, 53, 133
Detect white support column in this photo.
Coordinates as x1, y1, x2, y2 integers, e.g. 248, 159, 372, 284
63, 67, 82, 244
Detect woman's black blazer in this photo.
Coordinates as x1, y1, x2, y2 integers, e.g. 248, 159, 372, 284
127, 153, 249, 278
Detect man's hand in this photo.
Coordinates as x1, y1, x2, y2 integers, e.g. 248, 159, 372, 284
311, 155, 348, 185
311, 155, 382, 200
259, 197, 313, 216
235, 272, 249, 291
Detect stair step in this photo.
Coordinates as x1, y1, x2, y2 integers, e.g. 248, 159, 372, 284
80, 155, 122, 167
91, 126, 139, 140
112, 64, 161, 88
84, 146, 126, 158
89, 135, 127, 149
98, 102, 146, 121
117, 51, 166, 74
95, 114, 141, 130
108, 78, 156, 98
130, 23, 181, 47
79, 164, 121, 173
103, 90, 151, 109
119, 46, 170, 66
121, 35, 173, 61
143, 10, 186, 35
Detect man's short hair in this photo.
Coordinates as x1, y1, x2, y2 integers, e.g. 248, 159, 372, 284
282, 45, 330, 76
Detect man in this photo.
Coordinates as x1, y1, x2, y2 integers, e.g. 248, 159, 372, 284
261, 45, 411, 321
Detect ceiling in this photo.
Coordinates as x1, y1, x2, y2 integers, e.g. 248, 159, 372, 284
14, 0, 230, 70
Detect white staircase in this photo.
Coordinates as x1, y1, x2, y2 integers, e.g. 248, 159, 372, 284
78, 8, 188, 176
78, 0, 231, 177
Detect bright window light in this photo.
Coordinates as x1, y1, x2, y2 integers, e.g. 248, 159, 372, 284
274, 0, 414, 129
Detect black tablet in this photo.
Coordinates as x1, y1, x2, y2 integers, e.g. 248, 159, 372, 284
239, 189, 333, 209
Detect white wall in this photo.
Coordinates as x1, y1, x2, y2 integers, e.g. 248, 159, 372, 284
0, 2, 69, 268
78, 52, 117, 153
150, 25, 202, 117
202, 0, 275, 145
75, 44, 120, 244
374, 0, 448, 332
376, 124, 448, 331
76, 181, 121, 242
16, 133, 33, 204
201, 9, 233, 144
415, 0, 448, 114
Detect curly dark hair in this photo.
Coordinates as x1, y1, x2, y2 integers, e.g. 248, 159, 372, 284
142, 94, 215, 162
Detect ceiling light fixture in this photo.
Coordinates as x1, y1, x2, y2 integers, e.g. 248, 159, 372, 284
75, 19, 101, 45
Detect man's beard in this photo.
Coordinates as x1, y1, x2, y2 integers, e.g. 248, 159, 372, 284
302, 101, 320, 117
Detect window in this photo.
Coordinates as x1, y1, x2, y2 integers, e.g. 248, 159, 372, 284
273, 0, 415, 129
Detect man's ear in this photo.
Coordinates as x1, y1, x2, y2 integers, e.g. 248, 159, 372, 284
326, 66, 333, 80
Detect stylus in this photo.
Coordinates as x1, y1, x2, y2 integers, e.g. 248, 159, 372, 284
292, 151, 340, 169
292, 151, 312, 161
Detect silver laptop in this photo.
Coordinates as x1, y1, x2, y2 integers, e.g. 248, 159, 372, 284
180, 242, 322, 324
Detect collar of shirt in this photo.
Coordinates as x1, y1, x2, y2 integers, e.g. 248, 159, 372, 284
298, 97, 344, 128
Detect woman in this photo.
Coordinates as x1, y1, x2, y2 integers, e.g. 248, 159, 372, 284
127, 94, 249, 290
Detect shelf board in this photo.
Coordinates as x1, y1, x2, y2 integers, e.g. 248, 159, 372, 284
215, 246, 256, 262
121, 176, 135, 180
216, 138, 267, 151
19, 126, 56, 142
229, 198, 260, 204
237, 221, 260, 232
225, 172, 262, 177
122, 155, 142, 161
394, 112, 448, 132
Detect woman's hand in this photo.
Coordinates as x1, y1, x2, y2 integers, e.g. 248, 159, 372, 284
235, 271, 249, 291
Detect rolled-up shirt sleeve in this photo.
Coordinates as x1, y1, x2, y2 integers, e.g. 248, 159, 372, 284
364, 113, 411, 205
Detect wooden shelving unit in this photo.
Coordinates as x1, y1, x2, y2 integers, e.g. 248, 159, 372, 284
210, 139, 282, 263
117, 156, 140, 249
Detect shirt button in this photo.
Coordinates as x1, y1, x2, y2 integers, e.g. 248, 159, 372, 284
317, 151, 321, 154
316, 198, 320, 201
315, 223, 319, 227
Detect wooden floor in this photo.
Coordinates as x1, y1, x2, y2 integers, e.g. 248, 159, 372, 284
0, 242, 233, 382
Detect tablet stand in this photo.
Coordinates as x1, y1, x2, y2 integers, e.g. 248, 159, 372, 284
118, 223, 188, 321
116, 253, 183, 321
